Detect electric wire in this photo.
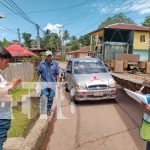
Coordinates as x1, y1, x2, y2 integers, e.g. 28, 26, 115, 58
5, 0, 96, 15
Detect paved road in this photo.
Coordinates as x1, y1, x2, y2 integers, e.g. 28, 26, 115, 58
41, 86, 146, 150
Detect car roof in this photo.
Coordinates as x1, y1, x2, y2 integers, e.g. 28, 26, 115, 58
69, 57, 101, 62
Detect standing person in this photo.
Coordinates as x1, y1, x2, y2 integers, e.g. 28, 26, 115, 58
0, 48, 21, 150
141, 81, 150, 150
142, 103, 150, 150
37, 50, 60, 116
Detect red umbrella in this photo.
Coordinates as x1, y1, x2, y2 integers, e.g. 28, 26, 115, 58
6, 44, 39, 58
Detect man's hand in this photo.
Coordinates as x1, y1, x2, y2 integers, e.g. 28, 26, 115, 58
8, 77, 21, 90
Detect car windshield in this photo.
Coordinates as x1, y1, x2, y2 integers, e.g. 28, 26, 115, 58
73, 60, 107, 74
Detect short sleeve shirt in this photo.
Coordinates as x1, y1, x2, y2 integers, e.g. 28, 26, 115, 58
37, 59, 59, 90
0, 74, 11, 120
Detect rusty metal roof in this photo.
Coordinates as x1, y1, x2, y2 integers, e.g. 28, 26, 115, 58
88, 23, 150, 35
105, 23, 149, 31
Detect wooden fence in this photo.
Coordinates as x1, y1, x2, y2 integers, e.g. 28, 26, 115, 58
0, 63, 34, 82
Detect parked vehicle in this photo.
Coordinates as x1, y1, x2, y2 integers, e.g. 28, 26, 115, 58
64, 58, 117, 103
95, 42, 129, 61
94, 42, 140, 73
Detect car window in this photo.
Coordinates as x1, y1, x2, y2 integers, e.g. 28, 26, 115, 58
73, 60, 107, 74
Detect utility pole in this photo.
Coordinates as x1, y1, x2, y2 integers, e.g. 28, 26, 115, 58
148, 26, 150, 61
56, 25, 63, 60
17, 28, 21, 45
36, 24, 40, 49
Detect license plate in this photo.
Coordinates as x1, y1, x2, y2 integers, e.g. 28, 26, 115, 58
94, 92, 103, 96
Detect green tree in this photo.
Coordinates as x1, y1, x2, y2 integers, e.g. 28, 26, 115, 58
79, 35, 90, 46
22, 32, 32, 48
62, 30, 70, 44
41, 29, 61, 52
31, 39, 38, 49
99, 13, 135, 28
68, 36, 80, 51
142, 16, 150, 27
0, 38, 10, 48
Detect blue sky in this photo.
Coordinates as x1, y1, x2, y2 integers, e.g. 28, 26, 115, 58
0, 0, 150, 41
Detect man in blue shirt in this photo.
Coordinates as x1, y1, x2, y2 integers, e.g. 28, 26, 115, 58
38, 51, 60, 116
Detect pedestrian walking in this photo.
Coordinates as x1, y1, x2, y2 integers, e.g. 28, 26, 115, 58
0, 48, 21, 150
37, 50, 60, 116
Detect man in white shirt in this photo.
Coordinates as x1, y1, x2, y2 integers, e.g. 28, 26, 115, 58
0, 48, 21, 150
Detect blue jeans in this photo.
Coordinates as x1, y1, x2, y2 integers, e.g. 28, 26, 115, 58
0, 119, 11, 150
40, 88, 55, 114
146, 142, 150, 150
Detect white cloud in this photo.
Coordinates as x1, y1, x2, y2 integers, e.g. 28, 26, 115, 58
97, 0, 150, 15
118, 0, 150, 14
99, 7, 112, 13
140, 8, 150, 14
129, 0, 150, 14
44, 23, 63, 34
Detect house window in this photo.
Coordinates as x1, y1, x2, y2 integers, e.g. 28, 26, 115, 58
140, 35, 146, 42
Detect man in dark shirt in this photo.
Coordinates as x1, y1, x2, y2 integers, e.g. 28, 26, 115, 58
37, 51, 60, 116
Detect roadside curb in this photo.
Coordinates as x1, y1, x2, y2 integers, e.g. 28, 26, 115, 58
4, 104, 56, 150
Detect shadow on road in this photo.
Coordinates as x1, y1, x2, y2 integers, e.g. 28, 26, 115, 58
114, 88, 145, 150
74, 99, 116, 106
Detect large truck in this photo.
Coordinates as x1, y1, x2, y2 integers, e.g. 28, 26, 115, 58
95, 42, 129, 61
94, 42, 140, 73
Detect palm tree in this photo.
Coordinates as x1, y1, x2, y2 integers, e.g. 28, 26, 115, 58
41, 29, 61, 52
22, 32, 32, 48
62, 30, 70, 45
43, 29, 51, 39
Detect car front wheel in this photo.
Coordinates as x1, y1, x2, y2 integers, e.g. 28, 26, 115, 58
70, 88, 78, 104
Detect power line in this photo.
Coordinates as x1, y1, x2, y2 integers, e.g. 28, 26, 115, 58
39, 26, 44, 34
5, 0, 96, 15
4, 0, 36, 25
68, 0, 137, 37
0, 25, 17, 34
0, 1, 35, 25
63, 8, 99, 27
53, 0, 96, 23
1, 0, 43, 48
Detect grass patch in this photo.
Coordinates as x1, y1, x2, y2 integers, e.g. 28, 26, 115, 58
11, 88, 35, 101
8, 87, 39, 137
8, 108, 30, 137
8, 102, 39, 137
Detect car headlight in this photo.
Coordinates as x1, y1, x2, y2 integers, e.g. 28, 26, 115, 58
109, 80, 116, 88
76, 83, 87, 90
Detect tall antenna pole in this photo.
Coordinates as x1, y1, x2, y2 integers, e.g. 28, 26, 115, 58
148, 25, 150, 61
36, 24, 40, 49
17, 28, 21, 45
56, 25, 63, 60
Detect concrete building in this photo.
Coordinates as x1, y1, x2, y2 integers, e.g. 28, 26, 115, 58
66, 47, 90, 60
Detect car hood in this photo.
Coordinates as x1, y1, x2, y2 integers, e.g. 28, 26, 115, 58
73, 73, 113, 86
